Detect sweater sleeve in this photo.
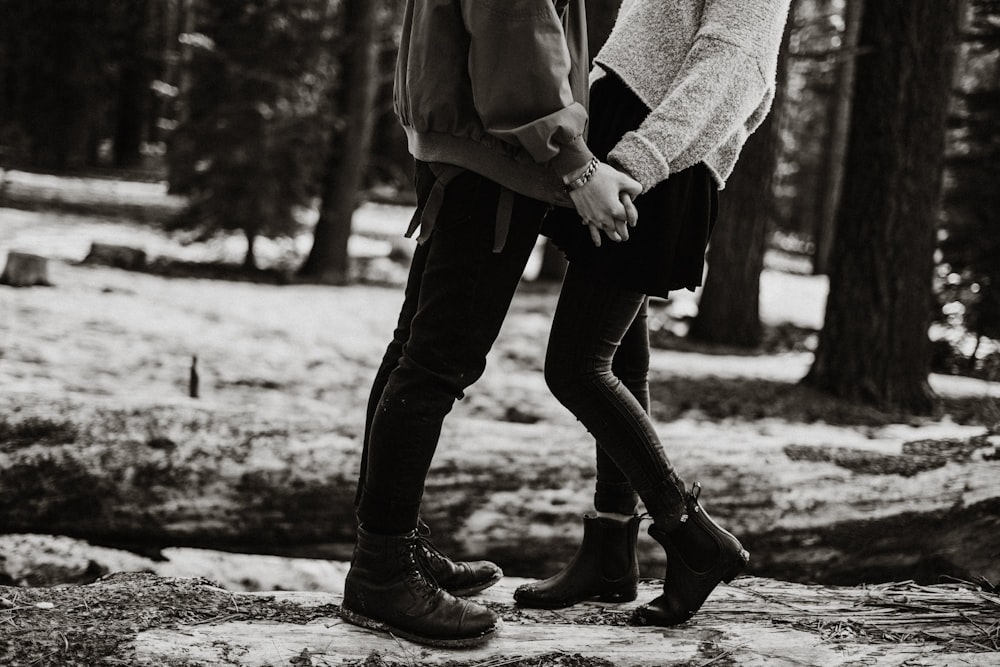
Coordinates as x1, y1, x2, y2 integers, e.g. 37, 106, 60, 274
608, 35, 771, 192
461, 0, 594, 177
607, 0, 791, 191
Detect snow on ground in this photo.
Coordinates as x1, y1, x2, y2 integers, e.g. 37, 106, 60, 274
2, 192, 999, 591
2, 199, 997, 409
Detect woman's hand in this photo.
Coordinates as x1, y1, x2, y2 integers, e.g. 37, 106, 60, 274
585, 192, 638, 247
567, 162, 642, 246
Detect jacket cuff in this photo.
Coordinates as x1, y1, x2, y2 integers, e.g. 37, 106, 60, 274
608, 131, 671, 193
550, 134, 596, 181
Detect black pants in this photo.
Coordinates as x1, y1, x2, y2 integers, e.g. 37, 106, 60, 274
355, 160, 549, 535
545, 261, 686, 524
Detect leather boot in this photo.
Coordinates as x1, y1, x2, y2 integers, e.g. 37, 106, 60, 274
513, 514, 642, 609
632, 482, 749, 627
414, 520, 503, 596
341, 526, 500, 648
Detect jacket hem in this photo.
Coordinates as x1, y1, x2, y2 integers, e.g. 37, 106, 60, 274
405, 128, 573, 207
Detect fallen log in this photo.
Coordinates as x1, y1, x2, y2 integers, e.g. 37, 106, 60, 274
1, 397, 998, 587
0, 533, 350, 593
1, 572, 997, 666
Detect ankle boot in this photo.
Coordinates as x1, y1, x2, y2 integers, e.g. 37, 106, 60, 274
414, 520, 503, 596
513, 514, 641, 609
341, 526, 500, 648
632, 483, 749, 627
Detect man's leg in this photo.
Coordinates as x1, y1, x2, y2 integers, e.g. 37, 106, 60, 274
344, 165, 548, 646
355, 162, 433, 508
357, 170, 547, 534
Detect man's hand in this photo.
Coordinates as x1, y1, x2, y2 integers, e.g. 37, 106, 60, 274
567, 162, 642, 246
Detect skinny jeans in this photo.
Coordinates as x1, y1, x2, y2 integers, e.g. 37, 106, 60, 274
545, 261, 687, 524
355, 160, 549, 535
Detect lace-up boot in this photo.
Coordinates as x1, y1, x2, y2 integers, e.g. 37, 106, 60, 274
514, 514, 642, 608
414, 520, 503, 596
341, 526, 500, 647
632, 483, 750, 627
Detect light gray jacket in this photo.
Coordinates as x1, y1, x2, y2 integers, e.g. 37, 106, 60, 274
595, 0, 791, 191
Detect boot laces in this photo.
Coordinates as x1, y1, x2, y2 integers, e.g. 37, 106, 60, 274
399, 538, 439, 600
415, 520, 450, 570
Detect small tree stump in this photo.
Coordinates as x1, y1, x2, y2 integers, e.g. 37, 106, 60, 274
0, 252, 51, 287
82, 243, 147, 271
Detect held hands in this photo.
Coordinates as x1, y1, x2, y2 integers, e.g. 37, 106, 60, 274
566, 162, 642, 247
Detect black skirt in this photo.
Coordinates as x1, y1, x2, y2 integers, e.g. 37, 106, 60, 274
542, 73, 718, 298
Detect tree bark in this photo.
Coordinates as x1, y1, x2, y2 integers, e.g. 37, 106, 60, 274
113, 0, 152, 169
804, 0, 961, 414
686, 112, 777, 347
128, 576, 1000, 667
5, 572, 996, 667
688, 15, 792, 348
812, 0, 864, 276
939, 0, 1000, 348
298, 0, 379, 285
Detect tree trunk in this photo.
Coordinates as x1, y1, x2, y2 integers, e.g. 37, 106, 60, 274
939, 0, 1000, 349
803, 0, 960, 414
113, 0, 152, 169
687, 113, 777, 347
687, 16, 792, 348
298, 0, 379, 285
175, 0, 198, 128
812, 0, 864, 276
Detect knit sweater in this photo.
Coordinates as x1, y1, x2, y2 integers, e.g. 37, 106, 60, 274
594, 0, 791, 191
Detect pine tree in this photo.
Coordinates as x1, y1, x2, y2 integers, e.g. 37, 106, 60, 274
804, 0, 962, 413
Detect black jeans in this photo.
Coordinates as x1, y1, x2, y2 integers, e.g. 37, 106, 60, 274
545, 261, 686, 524
356, 160, 549, 535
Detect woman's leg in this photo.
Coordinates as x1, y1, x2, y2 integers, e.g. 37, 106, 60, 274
513, 292, 647, 608
545, 262, 749, 625
593, 298, 648, 515
544, 263, 686, 525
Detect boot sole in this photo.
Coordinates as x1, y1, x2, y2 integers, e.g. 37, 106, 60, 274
628, 548, 750, 627
515, 586, 638, 610
447, 569, 504, 597
339, 606, 500, 649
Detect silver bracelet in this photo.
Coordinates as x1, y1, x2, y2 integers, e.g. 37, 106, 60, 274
563, 157, 599, 193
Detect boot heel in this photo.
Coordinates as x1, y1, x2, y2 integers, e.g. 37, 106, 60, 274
638, 484, 749, 626
342, 527, 500, 648
598, 588, 638, 603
